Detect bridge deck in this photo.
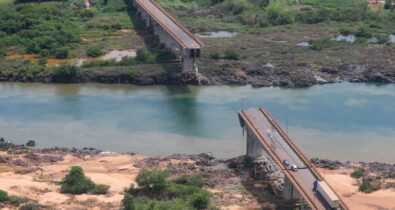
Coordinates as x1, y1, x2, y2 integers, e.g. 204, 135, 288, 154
240, 108, 350, 210
134, 0, 203, 49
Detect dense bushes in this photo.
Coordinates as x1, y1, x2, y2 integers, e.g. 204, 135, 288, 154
0, 4, 79, 57
60, 166, 110, 195
123, 169, 211, 210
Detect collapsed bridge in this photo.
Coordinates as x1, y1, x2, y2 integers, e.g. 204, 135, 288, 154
132, 0, 204, 72
239, 108, 350, 210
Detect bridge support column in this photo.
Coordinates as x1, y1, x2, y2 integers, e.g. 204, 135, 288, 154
283, 176, 302, 201
245, 126, 264, 158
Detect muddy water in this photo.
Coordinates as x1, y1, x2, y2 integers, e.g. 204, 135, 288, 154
0, 82, 394, 163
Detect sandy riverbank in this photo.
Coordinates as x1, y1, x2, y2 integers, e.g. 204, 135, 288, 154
0, 149, 283, 209
318, 168, 395, 210
0, 146, 394, 209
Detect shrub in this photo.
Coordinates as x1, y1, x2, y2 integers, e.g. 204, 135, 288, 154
377, 34, 389, 44
0, 189, 8, 202
55, 47, 69, 59
7, 195, 29, 206
339, 27, 355, 35
86, 48, 103, 57
121, 194, 135, 210
82, 59, 117, 67
155, 48, 177, 62
351, 167, 365, 179
0, 49, 6, 57
60, 166, 95, 194
189, 191, 210, 209
243, 156, 254, 168
223, 49, 240, 60
209, 51, 220, 59
310, 39, 334, 51
359, 178, 374, 193
51, 65, 79, 82
173, 175, 204, 188
355, 27, 372, 38
119, 57, 137, 65
38, 58, 47, 66
228, 161, 237, 169
18, 202, 41, 210
165, 183, 202, 199
90, 184, 110, 195
135, 48, 155, 64
136, 169, 170, 194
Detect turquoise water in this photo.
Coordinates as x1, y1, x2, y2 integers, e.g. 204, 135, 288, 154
0, 82, 394, 162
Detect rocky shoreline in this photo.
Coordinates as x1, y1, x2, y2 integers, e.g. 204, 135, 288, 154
1, 62, 395, 88
0, 137, 395, 209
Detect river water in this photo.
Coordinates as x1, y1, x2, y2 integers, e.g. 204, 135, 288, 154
0, 82, 394, 163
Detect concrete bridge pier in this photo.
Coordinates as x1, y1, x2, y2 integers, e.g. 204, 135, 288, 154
245, 126, 265, 158
283, 176, 302, 200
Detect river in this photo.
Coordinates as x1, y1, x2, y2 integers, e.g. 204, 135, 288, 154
0, 82, 394, 163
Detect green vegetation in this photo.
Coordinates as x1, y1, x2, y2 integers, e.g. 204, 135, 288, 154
0, 189, 7, 202
351, 167, 365, 179
173, 175, 205, 188
359, 178, 374, 193
51, 65, 79, 82
123, 169, 212, 210
0, 0, 134, 59
158, 0, 394, 33
0, 189, 30, 207
243, 156, 254, 168
60, 166, 110, 195
18, 202, 41, 210
86, 48, 103, 58
90, 184, 111, 195
224, 49, 240, 60
228, 161, 237, 169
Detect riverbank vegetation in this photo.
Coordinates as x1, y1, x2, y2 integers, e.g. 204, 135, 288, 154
122, 169, 211, 210
60, 166, 110, 195
0, 0, 394, 86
